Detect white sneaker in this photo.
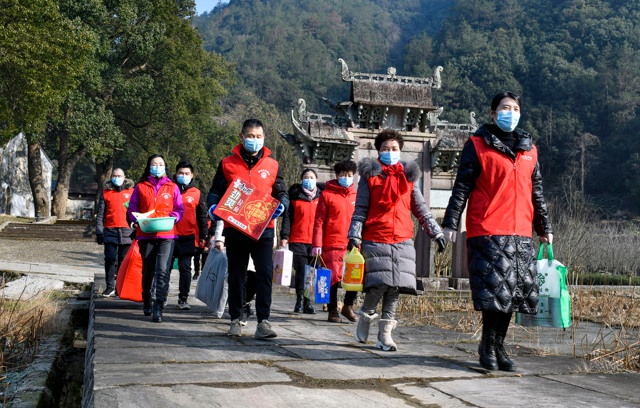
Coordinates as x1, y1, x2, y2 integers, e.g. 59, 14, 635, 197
177, 300, 191, 310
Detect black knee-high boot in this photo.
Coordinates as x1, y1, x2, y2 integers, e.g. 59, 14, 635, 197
479, 311, 498, 370
494, 311, 516, 371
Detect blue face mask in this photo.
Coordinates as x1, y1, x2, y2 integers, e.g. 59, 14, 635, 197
338, 176, 353, 188
380, 151, 401, 166
150, 165, 165, 177
244, 137, 264, 153
111, 177, 124, 187
496, 110, 520, 132
176, 175, 192, 185
302, 179, 316, 190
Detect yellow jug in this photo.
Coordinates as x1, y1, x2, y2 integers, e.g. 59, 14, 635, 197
342, 247, 365, 291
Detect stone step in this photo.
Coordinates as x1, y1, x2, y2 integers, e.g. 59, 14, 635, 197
0, 221, 95, 242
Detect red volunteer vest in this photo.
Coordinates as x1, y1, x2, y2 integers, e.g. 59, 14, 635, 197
135, 180, 178, 239
466, 136, 537, 238
288, 197, 319, 244
102, 188, 133, 228
313, 180, 356, 249
362, 175, 415, 244
221, 144, 280, 229
175, 187, 201, 239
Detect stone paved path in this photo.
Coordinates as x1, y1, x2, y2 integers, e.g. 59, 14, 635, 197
91, 272, 640, 408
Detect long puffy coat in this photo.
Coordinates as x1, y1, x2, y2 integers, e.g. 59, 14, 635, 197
442, 124, 553, 314
348, 158, 442, 292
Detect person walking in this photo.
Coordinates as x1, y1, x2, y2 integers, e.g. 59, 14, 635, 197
280, 168, 322, 314
127, 154, 184, 323
207, 118, 289, 339
95, 168, 134, 297
312, 160, 358, 323
348, 130, 446, 351
442, 91, 553, 371
172, 161, 208, 310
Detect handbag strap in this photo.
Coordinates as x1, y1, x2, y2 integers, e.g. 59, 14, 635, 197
537, 243, 555, 263
312, 254, 327, 268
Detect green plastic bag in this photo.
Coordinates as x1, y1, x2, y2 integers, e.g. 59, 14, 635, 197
516, 243, 571, 328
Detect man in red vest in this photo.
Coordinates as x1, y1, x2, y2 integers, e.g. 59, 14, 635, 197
208, 118, 289, 339
172, 161, 208, 310
95, 168, 134, 296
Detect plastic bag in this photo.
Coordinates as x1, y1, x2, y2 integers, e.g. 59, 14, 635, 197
196, 248, 228, 317
516, 243, 571, 328
116, 240, 143, 302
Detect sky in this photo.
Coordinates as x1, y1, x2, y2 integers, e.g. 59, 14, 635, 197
195, 0, 227, 15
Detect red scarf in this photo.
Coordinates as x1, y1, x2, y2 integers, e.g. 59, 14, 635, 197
380, 161, 410, 206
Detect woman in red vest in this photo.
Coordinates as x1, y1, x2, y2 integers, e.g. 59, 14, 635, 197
348, 130, 445, 351
280, 168, 322, 314
442, 92, 553, 371
312, 160, 358, 323
127, 154, 184, 323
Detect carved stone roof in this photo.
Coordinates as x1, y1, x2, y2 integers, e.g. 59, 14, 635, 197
339, 59, 442, 109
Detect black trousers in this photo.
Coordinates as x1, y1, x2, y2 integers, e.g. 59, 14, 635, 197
292, 252, 312, 293
104, 242, 130, 290
139, 239, 175, 306
172, 237, 196, 300
225, 228, 274, 322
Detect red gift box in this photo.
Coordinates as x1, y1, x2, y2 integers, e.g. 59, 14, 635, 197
214, 177, 280, 240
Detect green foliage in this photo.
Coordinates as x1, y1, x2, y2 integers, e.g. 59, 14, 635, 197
0, 0, 95, 138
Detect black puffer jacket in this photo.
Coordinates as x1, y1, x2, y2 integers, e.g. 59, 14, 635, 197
443, 124, 553, 314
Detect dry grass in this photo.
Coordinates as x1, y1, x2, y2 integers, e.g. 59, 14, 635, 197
396, 286, 640, 372
0, 290, 66, 401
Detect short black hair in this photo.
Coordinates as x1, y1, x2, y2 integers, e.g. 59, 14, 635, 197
175, 161, 194, 173
139, 154, 167, 182
300, 168, 317, 179
242, 118, 264, 135
334, 160, 357, 175
374, 129, 404, 151
490, 91, 521, 111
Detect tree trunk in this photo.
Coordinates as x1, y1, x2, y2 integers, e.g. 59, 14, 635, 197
94, 156, 114, 210
51, 147, 88, 219
27, 139, 50, 218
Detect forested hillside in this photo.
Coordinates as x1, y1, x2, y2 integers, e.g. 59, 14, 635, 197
195, 0, 640, 214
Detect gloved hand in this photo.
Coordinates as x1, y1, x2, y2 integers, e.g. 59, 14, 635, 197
208, 204, 220, 221
347, 238, 361, 251
96, 234, 104, 245
311, 247, 322, 256
272, 203, 285, 219
443, 227, 457, 243
434, 233, 446, 252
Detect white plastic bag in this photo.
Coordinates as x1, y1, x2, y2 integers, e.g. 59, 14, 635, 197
196, 248, 228, 317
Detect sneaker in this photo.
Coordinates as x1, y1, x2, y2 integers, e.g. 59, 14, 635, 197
255, 320, 277, 339
239, 315, 248, 326
193, 272, 200, 280
177, 300, 191, 310
102, 287, 116, 297
228, 319, 242, 337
